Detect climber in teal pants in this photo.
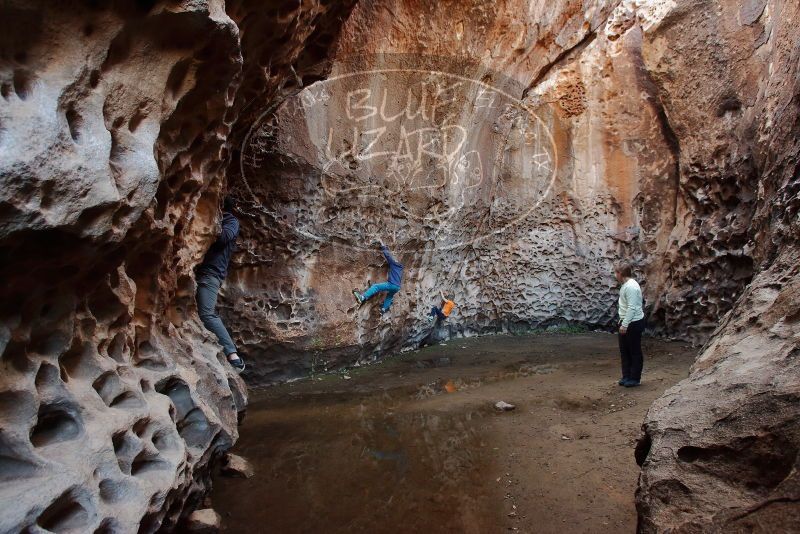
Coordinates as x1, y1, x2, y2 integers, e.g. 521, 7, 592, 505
361, 281, 400, 312
353, 243, 404, 315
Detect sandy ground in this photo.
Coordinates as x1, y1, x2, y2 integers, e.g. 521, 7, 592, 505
211, 332, 695, 533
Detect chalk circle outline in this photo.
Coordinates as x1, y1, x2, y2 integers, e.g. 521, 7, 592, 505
240, 64, 558, 254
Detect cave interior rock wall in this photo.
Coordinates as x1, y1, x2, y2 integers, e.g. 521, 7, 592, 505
223, 0, 751, 383
0, 0, 798, 532
0, 0, 354, 532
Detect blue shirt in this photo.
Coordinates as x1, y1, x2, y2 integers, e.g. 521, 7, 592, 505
382, 245, 403, 286
198, 212, 239, 280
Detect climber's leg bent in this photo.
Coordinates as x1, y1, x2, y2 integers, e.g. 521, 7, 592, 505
361, 281, 394, 300
353, 282, 400, 313
355, 282, 389, 304
380, 284, 400, 312
429, 306, 446, 321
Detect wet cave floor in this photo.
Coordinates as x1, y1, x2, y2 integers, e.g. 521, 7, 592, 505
211, 333, 695, 533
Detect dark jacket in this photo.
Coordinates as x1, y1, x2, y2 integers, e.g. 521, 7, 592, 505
382, 245, 403, 286
198, 212, 239, 280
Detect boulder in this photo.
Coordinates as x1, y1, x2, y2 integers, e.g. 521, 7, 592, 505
185, 509, 222, 534
221, 453, 255, 479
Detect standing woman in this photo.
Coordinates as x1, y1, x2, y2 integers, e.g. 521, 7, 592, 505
615, 263, 645, 387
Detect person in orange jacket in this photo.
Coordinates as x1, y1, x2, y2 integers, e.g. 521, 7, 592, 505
419, 290, 456, 348
428, 290, 456, 324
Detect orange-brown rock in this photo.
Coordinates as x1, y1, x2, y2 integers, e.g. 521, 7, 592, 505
227, 0, 800, 529
631, 0, 800, 530
226, 0, 682, 383
0, 0, 798, 531
0, 0, 353, 532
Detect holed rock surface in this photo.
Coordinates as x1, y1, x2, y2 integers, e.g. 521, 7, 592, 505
225, 0, 680, 384
0, 0, 354, 532
632, 0, 800, 530
638, 249, 800, 532
0, 0, 799, 531
223, 0, 800, 528
225, 0, 727, 383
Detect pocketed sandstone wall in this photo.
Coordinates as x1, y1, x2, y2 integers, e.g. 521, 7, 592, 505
0, 0, 353, 531
632, 0, 800, 530
1, 0, 798, 531
222, 0, 684, 383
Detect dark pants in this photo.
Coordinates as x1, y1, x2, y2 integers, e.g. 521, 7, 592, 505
420, 313, 445, 349
619, 318, 646, 382
196, 272, 237, 356
429, 306, 446, 321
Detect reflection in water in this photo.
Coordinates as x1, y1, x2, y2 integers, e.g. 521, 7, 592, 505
211, 333, 697, 533
212, 393, 497, 533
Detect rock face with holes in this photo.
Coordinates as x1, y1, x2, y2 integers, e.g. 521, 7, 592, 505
0, 2, 248, 531
223, 0, 758, 383
0, 0, 354, 532
631, 0, 800, 530
224, 0, 800, 528
1, 0, 799, 532
225, 0, 681, 384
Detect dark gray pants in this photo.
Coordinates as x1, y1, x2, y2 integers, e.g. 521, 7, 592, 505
619, 318, 645, 382
196, 272, 237, 356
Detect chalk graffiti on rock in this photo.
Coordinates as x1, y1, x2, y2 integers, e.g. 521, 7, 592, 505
303, 76, 554, 196
240, 63, 559, 251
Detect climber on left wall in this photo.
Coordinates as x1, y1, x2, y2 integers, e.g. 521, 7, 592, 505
196, 195, 246, 372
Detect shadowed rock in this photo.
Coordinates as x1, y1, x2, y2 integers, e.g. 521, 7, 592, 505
0, 0, 797, 531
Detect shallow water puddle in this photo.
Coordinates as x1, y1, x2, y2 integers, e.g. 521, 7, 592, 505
211, 333, 696, 533
213, 392, 498, 533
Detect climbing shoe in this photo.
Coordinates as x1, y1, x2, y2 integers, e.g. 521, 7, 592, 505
352, 290, 365, 305
228, 355, 246, 373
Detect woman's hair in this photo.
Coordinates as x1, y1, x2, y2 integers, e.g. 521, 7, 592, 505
222, 195, 235, 213
615, 262, 633, 278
